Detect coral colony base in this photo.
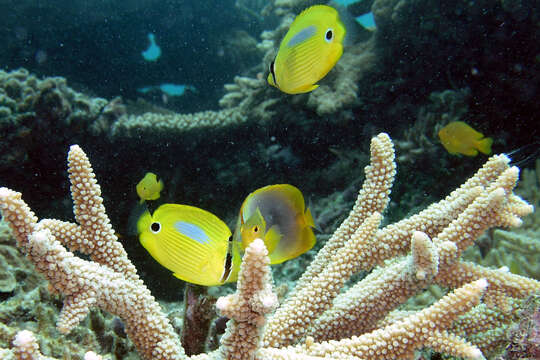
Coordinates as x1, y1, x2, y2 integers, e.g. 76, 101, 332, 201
0, 133, 538, 360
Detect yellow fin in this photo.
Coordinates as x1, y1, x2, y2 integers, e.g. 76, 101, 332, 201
269, 225, 315, 264
304, 207, 315, 228
264, 225, 282, 255
476, 137, 493, 155
462, 147, 479, 157
293, 84, 319, 94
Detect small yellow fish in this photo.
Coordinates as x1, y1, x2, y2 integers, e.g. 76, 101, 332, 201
267, 5, 346, 94
136, 172, 164, 203
137, 204, 241, 286
438, 121, 493, 156
234, 184, 316, 264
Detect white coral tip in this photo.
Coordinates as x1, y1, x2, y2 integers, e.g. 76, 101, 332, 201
412, 231, 429, 241
84, 351, 103, 360
476, 278, 488, 291
261, 293, 278, 309
13, 330, 35, 347
0, 187, 10, 198
249, 238, 267, 254
467, 347, 485, 360
215, 296, 230, 311
30, 230, 51, 255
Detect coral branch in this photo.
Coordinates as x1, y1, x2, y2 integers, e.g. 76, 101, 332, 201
0, 133, 537, 359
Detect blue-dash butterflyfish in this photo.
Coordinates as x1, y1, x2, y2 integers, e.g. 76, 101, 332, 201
137, 204, 241, 286
438, 121, 493, 156
136, 172, 164, 203
267, 5, 346, 94
233, 184, 316, 264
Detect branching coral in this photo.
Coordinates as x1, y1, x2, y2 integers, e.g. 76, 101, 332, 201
0, 133, 537, 359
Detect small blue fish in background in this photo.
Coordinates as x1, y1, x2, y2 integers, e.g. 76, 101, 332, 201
355, 12, 376, 31
141, 33, 161, 61
137, 83, 197, 97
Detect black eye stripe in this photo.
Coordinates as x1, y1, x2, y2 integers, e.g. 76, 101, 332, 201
220, 236, 234, 283
270, 60, 277, 86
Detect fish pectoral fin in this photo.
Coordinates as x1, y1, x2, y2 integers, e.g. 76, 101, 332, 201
264, 225, 282, 254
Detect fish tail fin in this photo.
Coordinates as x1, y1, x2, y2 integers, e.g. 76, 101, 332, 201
158, 179, 164, 191
477, 137, 493, 155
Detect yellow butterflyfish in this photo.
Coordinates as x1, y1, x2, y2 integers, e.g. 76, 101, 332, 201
267, 5, 346, 94
137, 184, 316, 286
438, 121, 493, 156
136, 172, 164, 203
137, 204, 241, 286
233, 184, 316, 264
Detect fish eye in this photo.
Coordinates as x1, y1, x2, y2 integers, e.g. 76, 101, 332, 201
325, 28, 334, 42
150, 222, 161, 233
253, 225, 259, 233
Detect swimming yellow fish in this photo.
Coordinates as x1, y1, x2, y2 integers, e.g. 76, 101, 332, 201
267, 5, 346, 94
136, 172, 164, 203
438, 121, 493, 156
137, 204, 241, 286
233, 184, 316, 264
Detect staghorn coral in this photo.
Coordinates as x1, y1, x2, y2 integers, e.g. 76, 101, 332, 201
0, 133, 538, 359
463, 158, 540, 279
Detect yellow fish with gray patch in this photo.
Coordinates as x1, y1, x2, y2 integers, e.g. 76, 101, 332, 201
136, 172, 164, 203
233, 184, 316, 264
267, 5, 346, 94
438, 121, 493, 156
137, 204, 241, 286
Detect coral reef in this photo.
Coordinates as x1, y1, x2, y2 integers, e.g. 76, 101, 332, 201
463, 158, 540, 279
0, 133, 538, 359
0, 68, 115, 168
